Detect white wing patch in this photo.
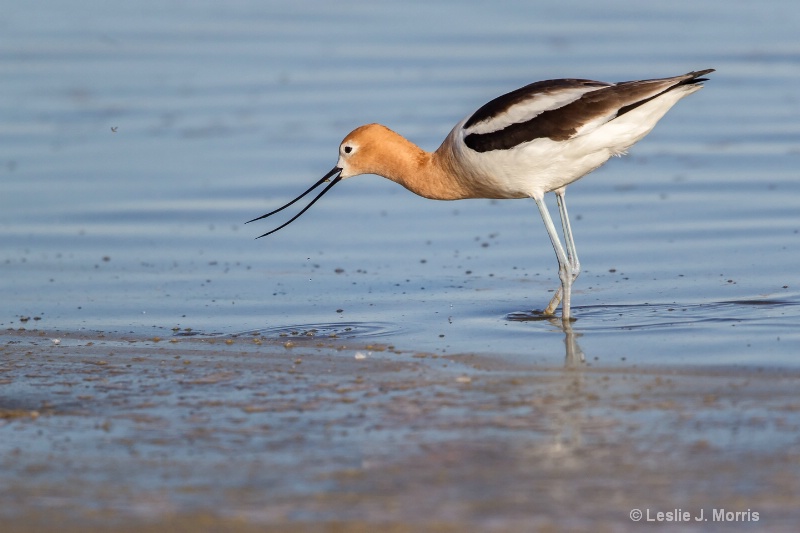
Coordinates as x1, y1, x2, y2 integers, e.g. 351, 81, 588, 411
465, 86, 608, 135
573, 113, 618, 137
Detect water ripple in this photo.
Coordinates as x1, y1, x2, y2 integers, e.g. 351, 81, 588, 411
240, 322, 402, 340
506, 298, 800, 331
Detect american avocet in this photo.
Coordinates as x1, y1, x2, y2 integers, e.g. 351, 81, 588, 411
248, 69, 713, 319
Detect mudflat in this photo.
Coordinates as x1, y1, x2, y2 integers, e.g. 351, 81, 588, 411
2, 328, 798, 532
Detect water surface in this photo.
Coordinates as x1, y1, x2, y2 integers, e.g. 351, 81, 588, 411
2, 1, 800, 529
3, 1, 799, 366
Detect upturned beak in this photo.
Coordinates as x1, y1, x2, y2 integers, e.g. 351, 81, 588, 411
246, 166, 342, 238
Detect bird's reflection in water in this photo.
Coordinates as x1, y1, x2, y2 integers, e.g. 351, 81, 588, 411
505, 311, 590, 459
506, 311, 586, 367
560, 320, 585, 368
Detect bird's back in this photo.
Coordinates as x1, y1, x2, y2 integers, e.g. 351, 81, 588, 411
437, 70, 712, 198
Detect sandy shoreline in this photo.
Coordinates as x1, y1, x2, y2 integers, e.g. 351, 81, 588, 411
2, 328, 799, 532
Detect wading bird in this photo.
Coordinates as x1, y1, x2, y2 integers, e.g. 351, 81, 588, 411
248, 69, 713, 319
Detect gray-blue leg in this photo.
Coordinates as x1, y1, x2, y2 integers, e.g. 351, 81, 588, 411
557, 190, 580, 280
546, 190, 582, 312
535, 196, 572, 319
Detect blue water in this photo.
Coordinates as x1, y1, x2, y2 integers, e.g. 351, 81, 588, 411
2, 0, 799, 366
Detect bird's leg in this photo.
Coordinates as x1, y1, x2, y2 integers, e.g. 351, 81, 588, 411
555, 189, 580, 282
539, 190, 580, 317
547, 286, 564, 315
535, 197, 572, 320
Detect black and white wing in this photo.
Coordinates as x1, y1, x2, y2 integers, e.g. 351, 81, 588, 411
462, 69, 714, 152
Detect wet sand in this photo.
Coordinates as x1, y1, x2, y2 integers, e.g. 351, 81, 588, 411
2, 328, 799, 532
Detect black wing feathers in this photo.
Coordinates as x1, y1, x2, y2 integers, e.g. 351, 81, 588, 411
464, 69, 713, 153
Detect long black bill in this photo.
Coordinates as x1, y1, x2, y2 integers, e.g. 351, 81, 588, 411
246, 166, 342, 239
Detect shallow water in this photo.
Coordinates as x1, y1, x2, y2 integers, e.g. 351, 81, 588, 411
2, 0, 800, 529
3, 0, 799, 366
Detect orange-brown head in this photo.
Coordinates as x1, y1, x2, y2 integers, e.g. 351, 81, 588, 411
336, 123, 471, 200
336, 123, 428, 181
246, 123, 464, 238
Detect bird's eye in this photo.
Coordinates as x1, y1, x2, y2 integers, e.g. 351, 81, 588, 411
343, 145, 353, 154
